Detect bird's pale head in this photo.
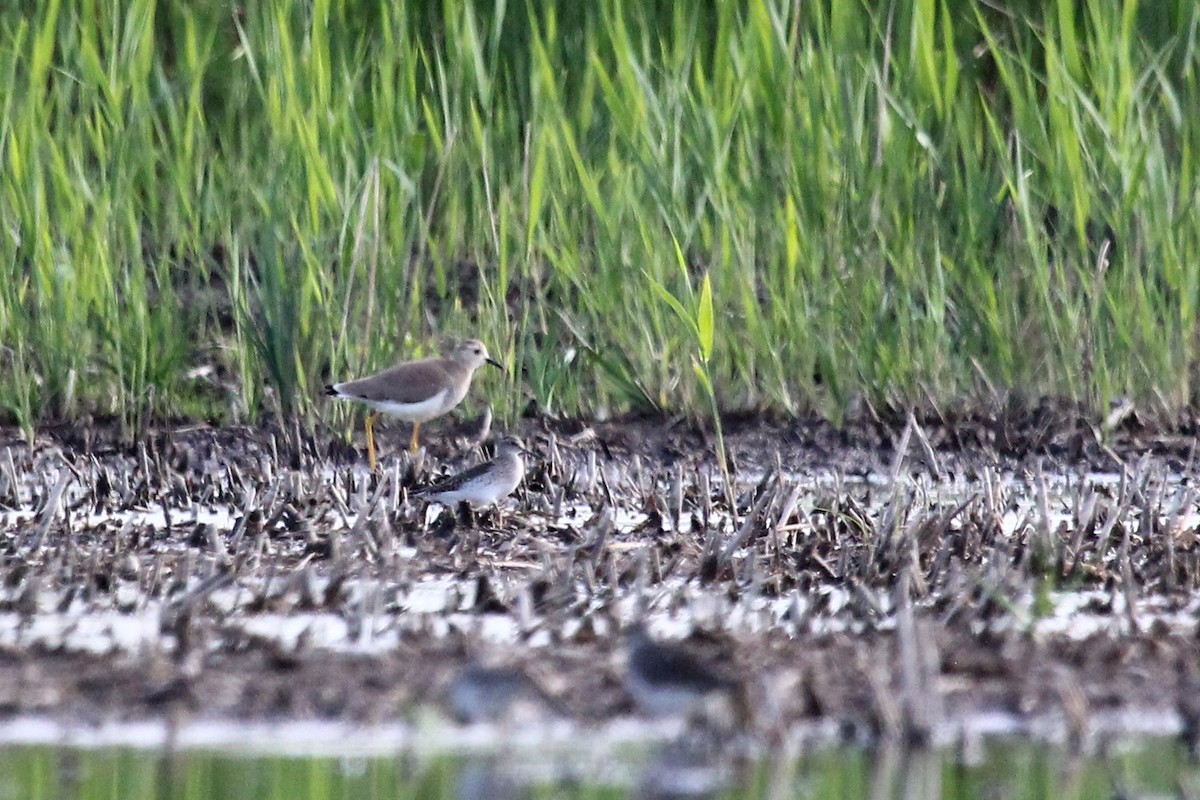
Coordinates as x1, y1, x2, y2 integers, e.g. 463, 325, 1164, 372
495, 436, 528, 457
447, 338, 503, 372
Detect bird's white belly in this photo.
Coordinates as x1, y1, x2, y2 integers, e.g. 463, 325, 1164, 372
434, 477, 513, 505
365, 389, 450, 422
432, 463, 524, 505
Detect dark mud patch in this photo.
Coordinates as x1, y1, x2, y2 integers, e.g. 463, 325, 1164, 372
0, 625, 1195, 744
1, 406, 1199, 751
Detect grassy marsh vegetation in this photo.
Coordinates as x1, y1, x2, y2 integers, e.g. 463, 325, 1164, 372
2, 0, 1199, 436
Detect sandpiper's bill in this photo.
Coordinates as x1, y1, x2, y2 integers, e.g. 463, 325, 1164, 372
413, 437, 528, 508
324, 338, 502, 470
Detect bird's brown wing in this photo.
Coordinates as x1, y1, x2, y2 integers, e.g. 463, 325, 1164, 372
414, 459, 494, 495
334, 358, 453, 404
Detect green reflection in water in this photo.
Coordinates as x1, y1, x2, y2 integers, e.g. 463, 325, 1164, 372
0, 738, 1196, 800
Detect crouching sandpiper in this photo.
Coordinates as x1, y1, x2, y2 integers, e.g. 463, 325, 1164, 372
412, 437, 528, 510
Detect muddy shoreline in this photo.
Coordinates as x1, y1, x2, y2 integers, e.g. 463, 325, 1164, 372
2, 407, 1199, 751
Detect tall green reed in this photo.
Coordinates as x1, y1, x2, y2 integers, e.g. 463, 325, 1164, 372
1, 0, 1198, 435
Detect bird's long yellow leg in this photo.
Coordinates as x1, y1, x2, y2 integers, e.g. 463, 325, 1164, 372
409, 421, 421, 454
365, 412, 380, 472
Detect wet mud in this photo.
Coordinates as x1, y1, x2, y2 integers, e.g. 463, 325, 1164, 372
1, 403, 1199, 751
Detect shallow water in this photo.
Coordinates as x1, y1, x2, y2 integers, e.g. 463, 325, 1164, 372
0, 735, 1196, 800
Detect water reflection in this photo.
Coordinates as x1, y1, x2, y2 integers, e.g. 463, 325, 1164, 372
0, 736, 1197, 800
633, 733, 738, 799
453, 757, 525, 800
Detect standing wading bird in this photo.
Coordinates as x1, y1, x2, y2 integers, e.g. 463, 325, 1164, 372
324, 339, 502, 470
412, 437, 528, 510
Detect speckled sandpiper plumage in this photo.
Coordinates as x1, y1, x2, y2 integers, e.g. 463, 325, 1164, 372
413, 437, 528, 507
324, 338, 502, 470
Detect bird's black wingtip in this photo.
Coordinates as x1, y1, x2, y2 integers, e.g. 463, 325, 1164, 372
323, 384, 338, 397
